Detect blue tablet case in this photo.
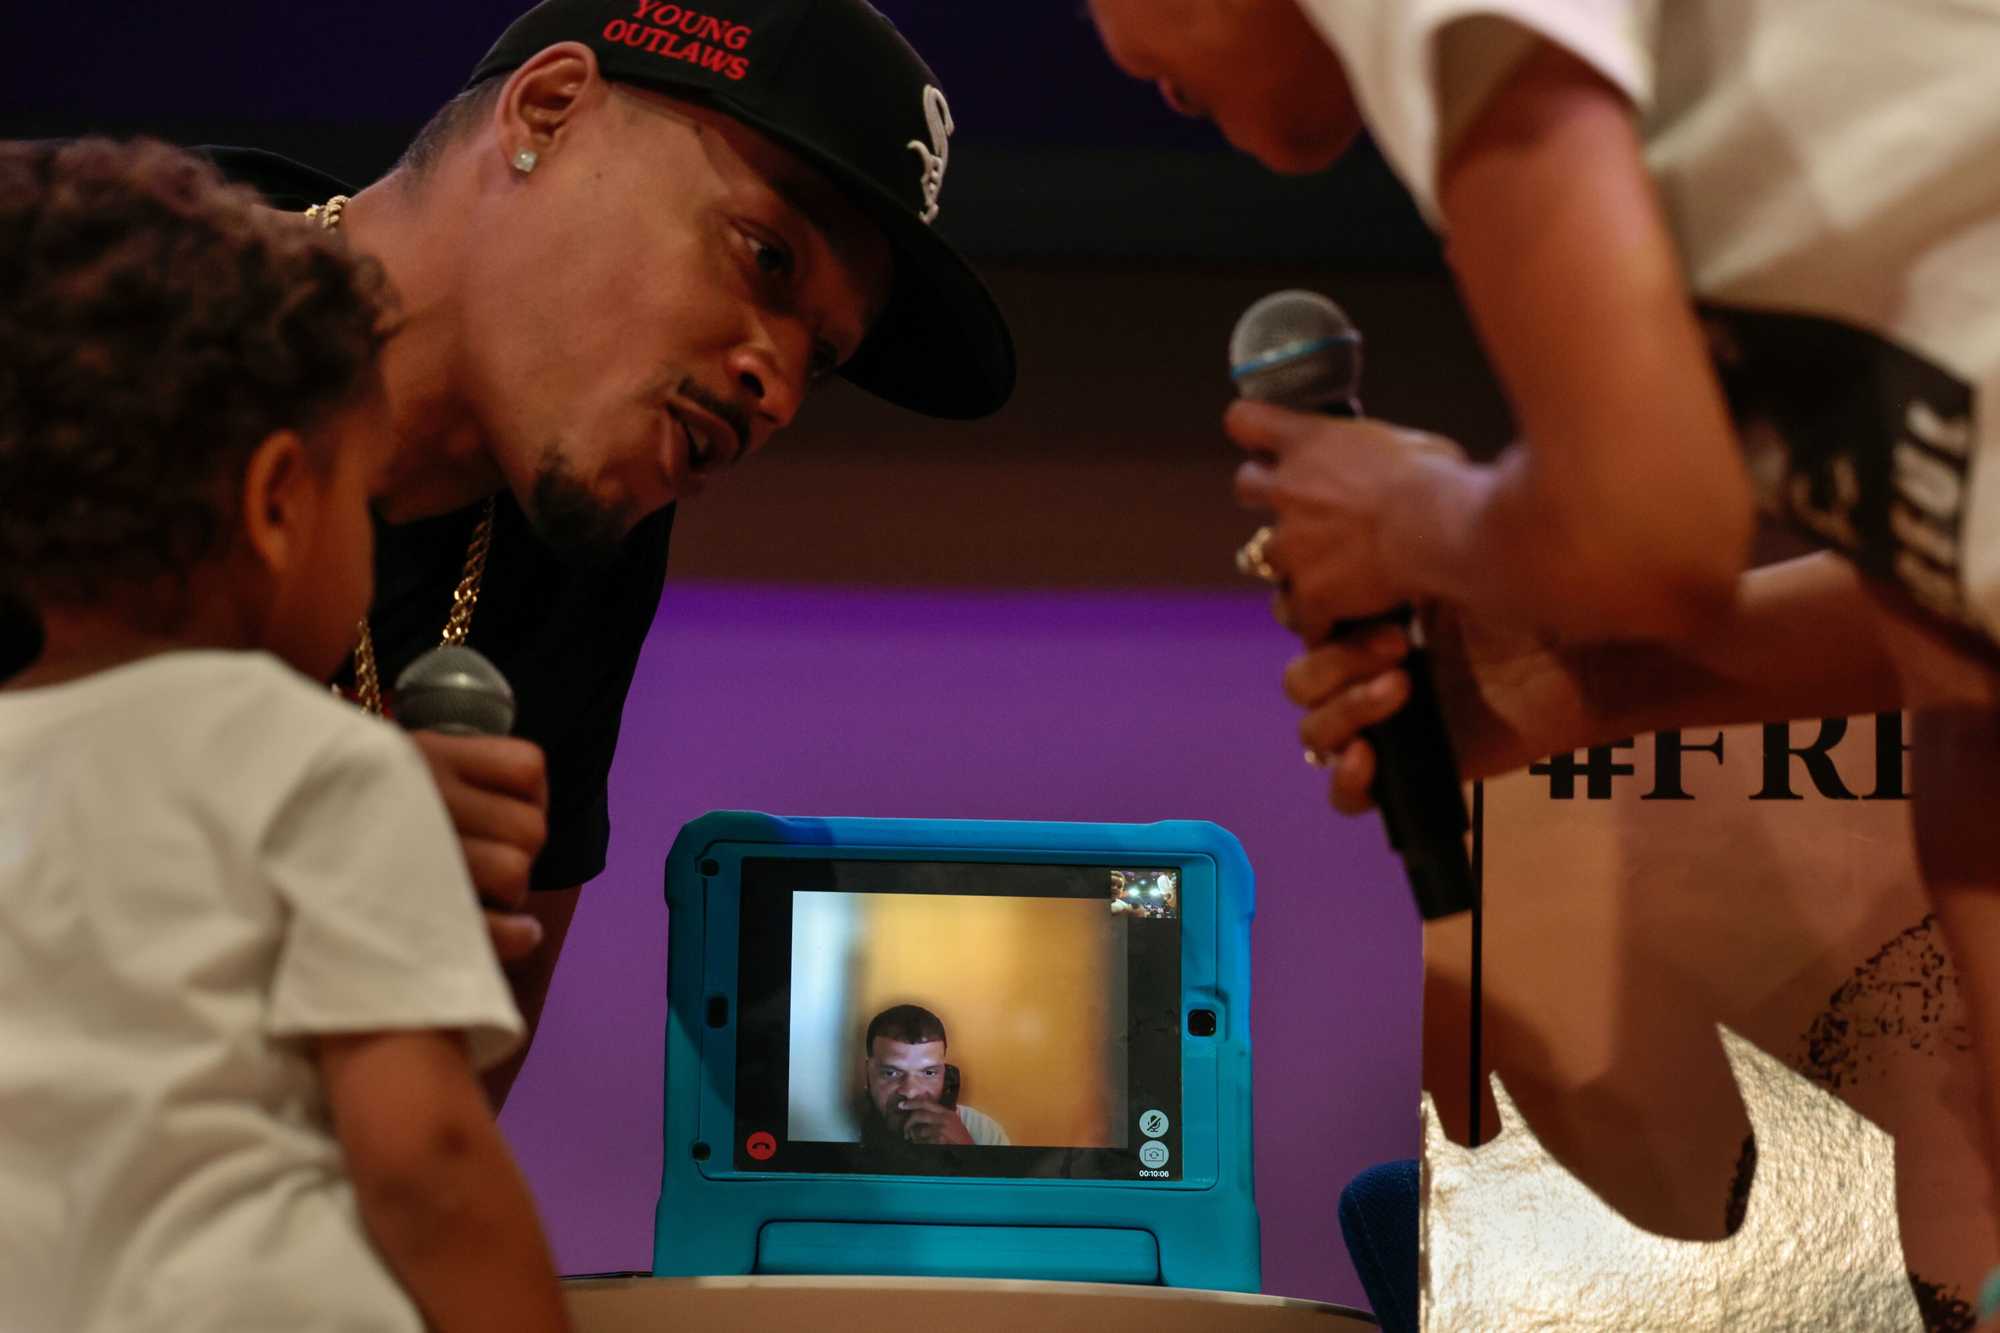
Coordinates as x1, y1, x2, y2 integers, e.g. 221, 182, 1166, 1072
653, 812, 1259, 1292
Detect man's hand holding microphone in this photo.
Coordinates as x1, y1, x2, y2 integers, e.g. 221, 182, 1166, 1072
395, 646, 549, 963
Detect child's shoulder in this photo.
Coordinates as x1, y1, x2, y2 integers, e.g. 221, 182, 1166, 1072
2, 649, 418, 818
34, 648, 368, 733
163, 650, 420, 783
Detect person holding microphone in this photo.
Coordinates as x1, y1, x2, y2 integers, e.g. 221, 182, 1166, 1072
1086, 0, 2000, 1317
4, 0, 1016, 1104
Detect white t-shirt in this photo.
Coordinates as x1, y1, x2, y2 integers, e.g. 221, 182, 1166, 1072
1298, 0, 2000, 642
0, 651, 523, 1333
955, 1104, 1011, 1147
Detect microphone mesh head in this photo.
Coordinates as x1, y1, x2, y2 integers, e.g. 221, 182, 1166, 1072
393, 644, 517, 736
1228, 289, 1362, 409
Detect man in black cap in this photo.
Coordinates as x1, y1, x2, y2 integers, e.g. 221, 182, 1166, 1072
56, 0, 1014, 1102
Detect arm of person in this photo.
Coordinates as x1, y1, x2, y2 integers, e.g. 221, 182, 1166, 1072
1238, 37, 1751, 643
1294, 553, 2000, 811
318, 1029, 571, 1333
403, 733, 574, 1107
408, 732, 550, 964
263, 714, 559, 1292
481, 883, 581, 1108
1425, 38, 1754, 639
475, 506, 676, 1106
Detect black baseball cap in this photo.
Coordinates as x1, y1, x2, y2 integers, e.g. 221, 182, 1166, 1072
468, 0, 1015, 420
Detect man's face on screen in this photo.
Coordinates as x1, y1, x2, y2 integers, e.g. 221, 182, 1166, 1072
865, 1037, 948, 1128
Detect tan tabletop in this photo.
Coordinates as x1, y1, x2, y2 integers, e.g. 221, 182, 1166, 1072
565, 1275, 1377, 1331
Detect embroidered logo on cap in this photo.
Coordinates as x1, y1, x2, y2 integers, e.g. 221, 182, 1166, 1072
603, 1, 754, 82
906, 85, 953, 225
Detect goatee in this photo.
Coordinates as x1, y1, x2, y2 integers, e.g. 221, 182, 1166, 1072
528, 445, 626, 568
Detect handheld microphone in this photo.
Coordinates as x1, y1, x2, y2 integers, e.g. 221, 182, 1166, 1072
393, 644, 517, 737
1230, 290, 1474, 920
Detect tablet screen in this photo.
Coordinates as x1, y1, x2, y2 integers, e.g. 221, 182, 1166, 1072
732, 859, 1183, 1180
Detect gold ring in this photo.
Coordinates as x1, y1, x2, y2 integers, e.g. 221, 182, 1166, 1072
1235, 525, 1280, 584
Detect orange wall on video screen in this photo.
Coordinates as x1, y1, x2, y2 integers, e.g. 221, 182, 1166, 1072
850, 893, 1126, 1148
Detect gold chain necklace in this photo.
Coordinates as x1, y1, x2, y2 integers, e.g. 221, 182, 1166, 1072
308, 195, 496, 716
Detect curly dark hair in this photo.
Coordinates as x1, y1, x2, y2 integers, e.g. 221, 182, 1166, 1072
0, 137, 392, 606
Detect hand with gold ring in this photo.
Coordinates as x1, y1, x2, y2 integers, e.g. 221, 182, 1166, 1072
1238, 516, 1403, 801
1235, 525, 1311, 635
1234, 524, 1281, 585
1228, 397, 1465, 642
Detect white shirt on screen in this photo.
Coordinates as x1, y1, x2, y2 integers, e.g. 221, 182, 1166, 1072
0, 651, 522, 1333
1297, 0, 2000, 644
956, 1103, 1012, 1147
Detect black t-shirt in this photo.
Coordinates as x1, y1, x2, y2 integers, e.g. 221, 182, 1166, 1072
1, 147, 676, 892
339, 497, 675, 892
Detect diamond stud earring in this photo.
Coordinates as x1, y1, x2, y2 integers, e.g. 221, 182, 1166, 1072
512, 149, 539, 175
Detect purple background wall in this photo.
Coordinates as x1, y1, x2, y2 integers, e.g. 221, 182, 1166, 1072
499, 581, 1424, 1310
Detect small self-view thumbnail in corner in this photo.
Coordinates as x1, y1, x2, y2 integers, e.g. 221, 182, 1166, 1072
1108, 868, 1178, 920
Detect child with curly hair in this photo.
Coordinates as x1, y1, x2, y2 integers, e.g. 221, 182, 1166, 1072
0, 137, 568, 1333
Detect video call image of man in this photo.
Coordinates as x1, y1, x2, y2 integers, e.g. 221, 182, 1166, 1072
859, 1005, 1010, 1153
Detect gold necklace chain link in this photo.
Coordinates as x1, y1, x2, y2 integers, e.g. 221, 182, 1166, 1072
311, 195, 495, 716
442, 504, 494, 646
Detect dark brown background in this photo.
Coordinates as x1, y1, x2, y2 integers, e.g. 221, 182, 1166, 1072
669, 264, 1513, 588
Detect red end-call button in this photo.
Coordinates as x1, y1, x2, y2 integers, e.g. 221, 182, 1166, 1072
745, 1131, 777, 1161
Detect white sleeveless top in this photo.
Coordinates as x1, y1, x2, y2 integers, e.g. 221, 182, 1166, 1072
1299, 0, 2000, 643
